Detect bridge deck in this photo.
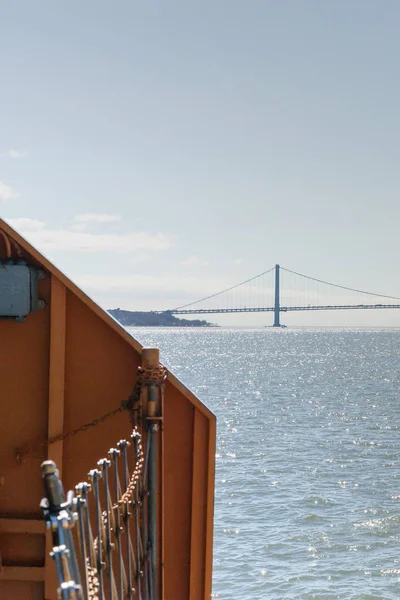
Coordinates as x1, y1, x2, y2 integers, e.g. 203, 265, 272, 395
159, 304, 400, 315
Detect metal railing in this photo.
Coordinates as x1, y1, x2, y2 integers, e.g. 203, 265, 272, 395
40, 426, 152, 600
40, 351, 165, 599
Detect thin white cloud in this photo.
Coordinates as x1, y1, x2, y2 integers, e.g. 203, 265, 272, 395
7, 149, 26, 159
233, 258, 244, 264
74, 213, 121, 223
0, 181, 19, 203
74, 273, 227, 294
6, 217, 173, 254
6, 217, 45, 231
70, 222, 88, 232
181, 255, 209, 267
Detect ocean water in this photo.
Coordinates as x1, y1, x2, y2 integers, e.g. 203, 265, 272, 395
128, 327, 400, 600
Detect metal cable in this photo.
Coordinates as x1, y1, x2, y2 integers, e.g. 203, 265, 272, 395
172, 267, 275, 310
281, 267, 400, 301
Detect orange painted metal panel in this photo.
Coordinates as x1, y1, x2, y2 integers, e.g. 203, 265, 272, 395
0, 581, 44, 600
0, 219, 216, 600
190, 410, 208, 600
163, 383, 195, 598
44, 276, 67, 597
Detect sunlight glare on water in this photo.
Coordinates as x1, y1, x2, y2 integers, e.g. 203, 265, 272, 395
128, 327, 400, 600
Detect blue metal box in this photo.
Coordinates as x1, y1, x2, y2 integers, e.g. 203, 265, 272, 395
0, 264, 43, 320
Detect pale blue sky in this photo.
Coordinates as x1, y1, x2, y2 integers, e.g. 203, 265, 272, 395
1, 1, 400, 326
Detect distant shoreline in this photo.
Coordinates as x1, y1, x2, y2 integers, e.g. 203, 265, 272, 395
108, 308, 216, 327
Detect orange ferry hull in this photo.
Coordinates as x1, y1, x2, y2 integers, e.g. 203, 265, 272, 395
0, 218, 216, 600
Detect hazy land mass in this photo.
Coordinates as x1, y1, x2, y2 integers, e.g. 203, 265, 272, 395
109, 308, 215, 327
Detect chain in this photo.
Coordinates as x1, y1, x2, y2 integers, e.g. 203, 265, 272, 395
86, 560, 100, 600
86, 426, 145, 599
119, 432, 144, 507
137, 364, 168, 385
16, 364, 167, 463
16, 405, 127, 463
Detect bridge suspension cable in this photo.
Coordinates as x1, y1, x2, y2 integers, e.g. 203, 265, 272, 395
281, 267, 400, 301
172, 266, 275, 311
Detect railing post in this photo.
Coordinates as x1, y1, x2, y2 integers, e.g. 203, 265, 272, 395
40, 460, 83, 600
273, 264, 281, 327
142, 347, 163, 600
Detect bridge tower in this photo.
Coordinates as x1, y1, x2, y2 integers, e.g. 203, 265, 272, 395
273, 264, 281, 327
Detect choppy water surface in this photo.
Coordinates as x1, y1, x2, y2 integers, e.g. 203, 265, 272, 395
128, 328, 400, 600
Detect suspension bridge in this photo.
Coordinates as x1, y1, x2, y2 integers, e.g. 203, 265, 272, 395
157, 265, 400, 326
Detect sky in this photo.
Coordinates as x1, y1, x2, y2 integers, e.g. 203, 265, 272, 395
1, 0, 400, 327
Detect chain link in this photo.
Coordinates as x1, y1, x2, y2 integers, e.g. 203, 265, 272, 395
137, 364, 168, 384
86, 560, 100, 600
119, 431, 144, 507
